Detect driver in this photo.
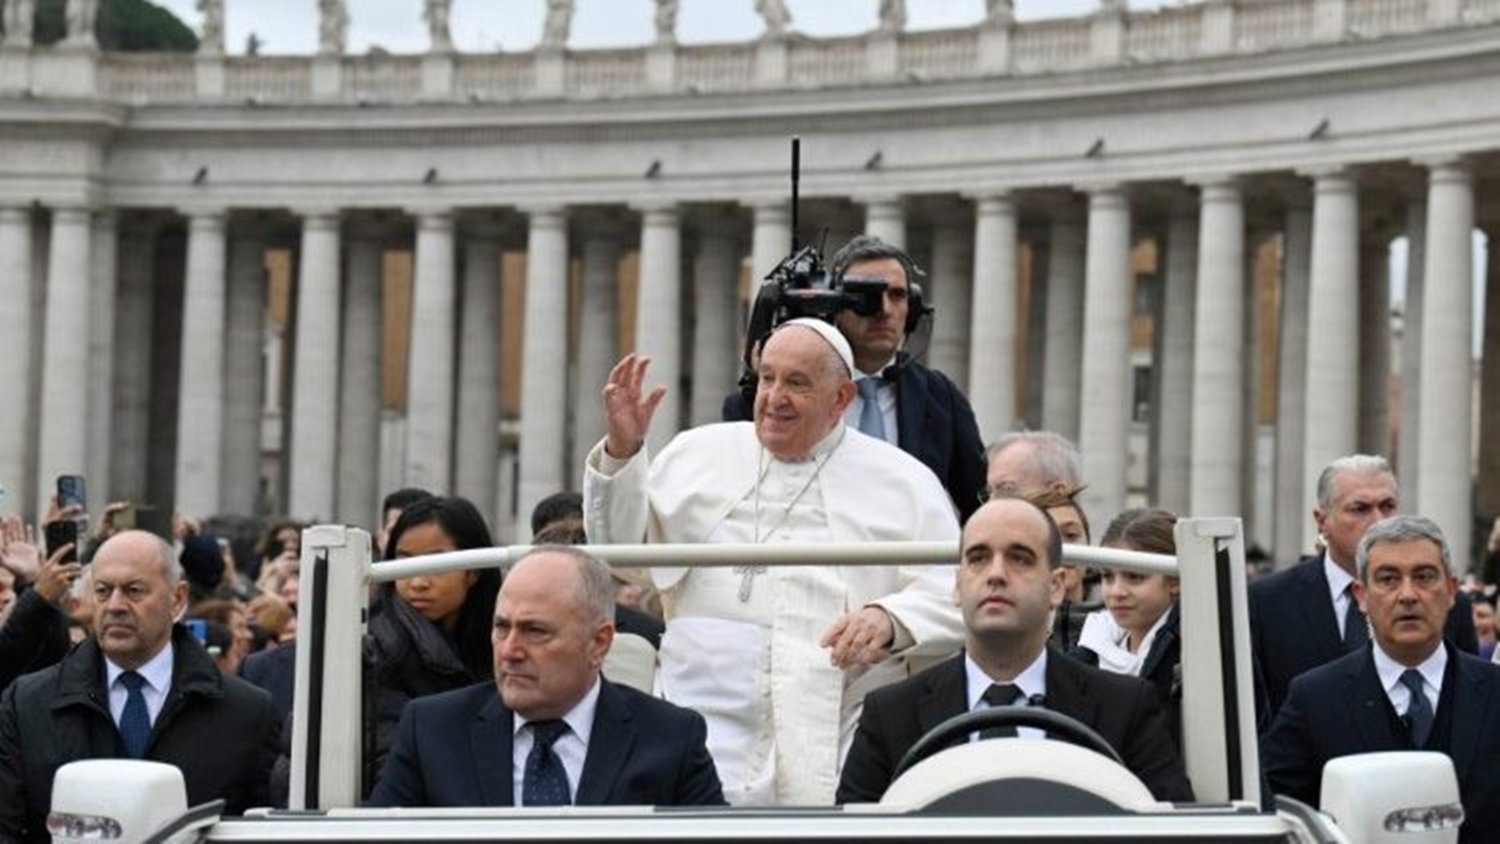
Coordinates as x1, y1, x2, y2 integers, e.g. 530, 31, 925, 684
836, 496, 1193, 803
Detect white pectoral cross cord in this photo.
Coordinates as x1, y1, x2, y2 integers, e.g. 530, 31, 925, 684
736, 432, 843, 603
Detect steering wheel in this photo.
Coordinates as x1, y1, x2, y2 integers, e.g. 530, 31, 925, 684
892, 707, 1124, 781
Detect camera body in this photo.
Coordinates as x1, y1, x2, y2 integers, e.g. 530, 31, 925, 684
741, 244, 888, 374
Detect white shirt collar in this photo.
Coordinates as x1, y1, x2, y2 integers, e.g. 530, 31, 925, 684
965, 647, 1048, 710
512, 674, 601, 748
105, 640, 174, 695
854, 356, 897, 381
1372, 639, 1447, 697
1323, 552, 1355, 605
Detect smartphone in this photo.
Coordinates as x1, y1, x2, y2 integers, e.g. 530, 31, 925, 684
183, 618, 208, 643
44, 519, 80, 564
56, 475, 86, 510
114, 504, 137, 531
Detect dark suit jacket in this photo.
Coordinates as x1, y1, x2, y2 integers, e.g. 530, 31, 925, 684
836, 649, 1193, 804
1262, 644, 1500, 844
239, 642, 298, 721
1249, 555, 1478, 724
367, 677, 725, 807
1070, 604, 1182, 747
722, 353, 986, 523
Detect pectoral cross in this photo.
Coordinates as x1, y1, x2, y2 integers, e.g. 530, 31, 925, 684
733, 564, 767, 603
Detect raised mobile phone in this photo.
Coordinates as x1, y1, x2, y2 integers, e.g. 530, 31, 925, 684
183, 618, 208, 643
44, 519, 80, 565
114, 504, 138, 530
56, 475, 86, 510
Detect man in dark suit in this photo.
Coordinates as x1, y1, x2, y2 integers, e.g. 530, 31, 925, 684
1250, 455, 1477, 724
369, 546, 723, 807
0, 531, 278, 842
1263, 515, 1500, 844
723, 235, 986, 523
837, 497, 1192, 804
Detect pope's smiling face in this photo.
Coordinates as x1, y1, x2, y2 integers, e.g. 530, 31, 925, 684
753, 326, 856, 460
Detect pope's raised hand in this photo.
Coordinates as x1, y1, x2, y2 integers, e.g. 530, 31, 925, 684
603, 353, 667, 459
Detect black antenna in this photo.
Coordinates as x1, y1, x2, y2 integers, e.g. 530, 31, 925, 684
789, 136, 800, 254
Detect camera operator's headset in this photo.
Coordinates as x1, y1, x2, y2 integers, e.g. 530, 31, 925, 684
832, 251, 935, 362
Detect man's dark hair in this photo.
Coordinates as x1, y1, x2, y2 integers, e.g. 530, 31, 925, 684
531, 491, 584, 536
382, 496, 502, 680
382, 487, 433, 518
829, 234, 920, 284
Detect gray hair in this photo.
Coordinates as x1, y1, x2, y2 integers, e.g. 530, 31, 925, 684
1355, 515, 1451, 581
1316, 454, 1397, 512
985, 431, 1082, 488
513, 545, 615, 626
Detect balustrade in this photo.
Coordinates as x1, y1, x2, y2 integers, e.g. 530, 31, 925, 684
678, 45, 757, 92
99, 55, 194, 102
1126, 6, 1204, 61
787, 37, 866, 87
224, 58, 312, 100
566, 50, 646, 97
898, 29, 980, 79
1013, 18, 1092, 73
1348, 0, 1428, 36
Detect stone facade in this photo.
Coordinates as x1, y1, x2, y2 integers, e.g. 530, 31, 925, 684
1, 0, 1498, 562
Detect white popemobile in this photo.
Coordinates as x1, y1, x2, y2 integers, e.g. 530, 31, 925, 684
47, 519, 1465, 843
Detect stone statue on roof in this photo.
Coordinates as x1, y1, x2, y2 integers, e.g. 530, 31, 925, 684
64, 0, 98, 45
318, 0, 348, 56
2, 0, 37, 48
424, 0, 453, 53
654, 0, 677, 45
878, 0, 906, 35
197, 0, 224, 55
541, 0, 573, 49
984, 0, 1014, 26
755, 0, 791, 39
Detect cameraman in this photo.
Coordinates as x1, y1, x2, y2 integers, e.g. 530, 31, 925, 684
723, 235, 986, 522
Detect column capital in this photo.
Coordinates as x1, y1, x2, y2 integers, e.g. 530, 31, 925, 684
411, 210, 456, 231
519, 203, 567, 221
1186, 173, 1240, 191
1081, 184, 1128, 209
49, 205, 94, 224
852, 194, 904, 209
295, 208, 342, 227
179, 206, 228, 226
965, 191, 1016, 211
1191, 177, 1242, 202
632, 201, 681, 221
0, 206, 31, 224
748, 199, 789, 219
1297, 165, 1356, 187
1414, 156, 1473, 182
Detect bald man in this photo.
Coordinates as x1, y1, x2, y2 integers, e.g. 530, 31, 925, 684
584, 318, 962, 805
0, 531, 278, 841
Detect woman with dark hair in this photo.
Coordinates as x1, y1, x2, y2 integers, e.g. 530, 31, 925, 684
1071, 508, 1182, 743
365, 496, 502, 780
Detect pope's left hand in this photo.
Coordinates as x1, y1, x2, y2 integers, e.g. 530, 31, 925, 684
820, 606, 895, 669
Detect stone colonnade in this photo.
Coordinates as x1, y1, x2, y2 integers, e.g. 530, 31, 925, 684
0, 160, 1495, 560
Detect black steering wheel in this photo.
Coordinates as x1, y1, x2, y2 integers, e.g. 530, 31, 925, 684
892, 706, 1124, 781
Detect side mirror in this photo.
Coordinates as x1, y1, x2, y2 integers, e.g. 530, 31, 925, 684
48, 759, 186, 841
1320, 752, 1463, 843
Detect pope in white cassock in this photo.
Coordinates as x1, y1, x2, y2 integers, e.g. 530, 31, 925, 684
583, 318, 963, 806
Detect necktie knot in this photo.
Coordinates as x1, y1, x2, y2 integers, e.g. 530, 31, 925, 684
119, 671, 145, 692
117, 670, 151, 759
857, 377, 881, 400
523, 720, 572, 806
855, 378, 887, 440
531, 719, 569, 750
1400, 669, 1426, 697
1341, 583, 1368, 649
981, 683, 1024, 708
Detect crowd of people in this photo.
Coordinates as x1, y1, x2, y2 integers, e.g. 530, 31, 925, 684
2, 234, 1500, 842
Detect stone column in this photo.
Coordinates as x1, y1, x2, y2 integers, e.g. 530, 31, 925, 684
690, 221, 741, 427
967, 193, 1018, 438
221, 231, 267, 516
335, 227, 386, 527
1358, 227, 1392, 456
1416, 160, 1475, 567
1398, 201, 1426, 505
1478, 226, 1500, 520
862, 196, 906, 248
1274, 204, 1313, 561
288, 211, 342, 521
1301, 170, 1360, 550
404, 211, 457, 495
1155, 205, 1198, 517
634, 204, 683, 455
1078, 186, 1132, 522
173, 209, 229, 518
928, 219, 974, 390
750, 201, 791, 283
454, 230, 501, 522
517, 206, 569, 537
574, 229, 621, 475
35, 207, 93, 507
1042, 211, 1086, 442
0, 208, 34, 511
85, 212, 117, 502
110, 219, 158, 503
1189, 179, 1245, 519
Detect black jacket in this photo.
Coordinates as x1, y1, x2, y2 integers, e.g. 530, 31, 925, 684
723, 353, 986, 523
1249, 555, 1477, 725
1262, 644, 1500, 844
0, 626, 279, 842
368, 678, 725, 807
836, 649, 1193, 804
1069, 604, 1182, 747
0, 586, 71, 693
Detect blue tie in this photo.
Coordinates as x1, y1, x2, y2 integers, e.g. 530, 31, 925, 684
1400, 669, 1434, 748
856, 378, 886, 441
118, 671, 151, 759
522, 720, 572, 806
1342, 584, 1368, 650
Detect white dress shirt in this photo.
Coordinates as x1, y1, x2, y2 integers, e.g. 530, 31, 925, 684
105, 642, 174, 728
511, 676, 602, 806
1323, 553, 1356, 634
964, 648, 1047, 740
1371, 640, 1445, 721
842, 363, 898, 446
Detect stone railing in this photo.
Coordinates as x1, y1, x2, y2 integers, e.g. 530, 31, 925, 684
3, 0, 1497, 104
